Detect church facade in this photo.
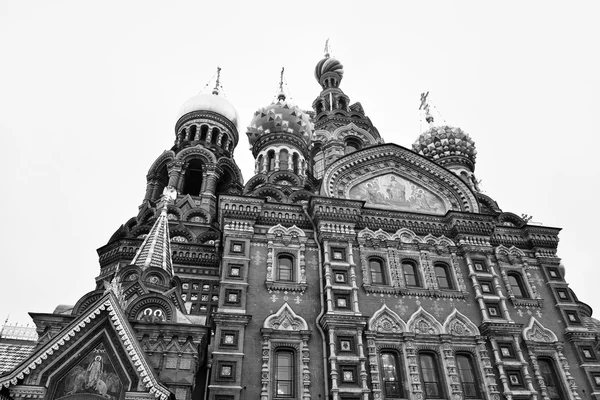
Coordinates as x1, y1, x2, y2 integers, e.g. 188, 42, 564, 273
1, 51, 599, 400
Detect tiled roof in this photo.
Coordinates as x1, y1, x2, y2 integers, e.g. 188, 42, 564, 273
130, 205, 173, 274
0, 341, 36, 375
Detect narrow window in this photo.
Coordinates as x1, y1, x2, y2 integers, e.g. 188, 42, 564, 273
292, 153, 299, 174
211, 128, 220, 144
370, 258, 386, 284
267, 150, 275, 172
403, 261, 420, 287
188, 125, 197, 140
182, 159, 203, 196
419, 353, 443, 398
456, 354, 480, 399
538, 358, 565, 400
380, 351, 404, 398
434, 264, 453, 289
199, 124, 208, 141
507, 272, 528, 298
279, 149, 289, 170
278, 255, 294, 281
275, 350, 295, 397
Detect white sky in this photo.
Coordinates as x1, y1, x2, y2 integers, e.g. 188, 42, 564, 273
1, 1, 599, 325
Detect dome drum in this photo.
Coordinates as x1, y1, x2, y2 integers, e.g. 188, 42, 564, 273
176, 110, 239, 147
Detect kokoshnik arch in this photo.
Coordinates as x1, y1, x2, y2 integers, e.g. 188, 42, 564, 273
1, 47, 598, 400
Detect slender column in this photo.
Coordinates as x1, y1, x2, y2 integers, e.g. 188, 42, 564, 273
274, 150, 280, 171
167, 161, 185, 192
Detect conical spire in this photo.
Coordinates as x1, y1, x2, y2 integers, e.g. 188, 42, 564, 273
130, 187, 177, 275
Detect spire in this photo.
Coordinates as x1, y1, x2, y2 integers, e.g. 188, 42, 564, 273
212, 66, 221, 95
130, 187, 177, 275
324, 39, 331, 59
277, 67, 286, 101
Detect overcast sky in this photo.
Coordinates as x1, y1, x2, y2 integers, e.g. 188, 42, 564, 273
1, 1, 599, 326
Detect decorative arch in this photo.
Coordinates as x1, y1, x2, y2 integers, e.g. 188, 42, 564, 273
195, 231, 219, 245
358, 227, 392, 241
497, 212, 526, 227
523, 317, 558, 343
169, 224, 194, 243
147, 150, 175, 176
407, 307, 443, 335
320, 144, 479, 214
126, 293, 176, 323
390, 228, 422, 243
217, 157, 244, 187
495, 245, 526, 258
288, 190, 312, 204
174, 145, 217, 165
268, 224, 306, 238
332, 123, 379, 146
183, 209, 210, 224
269, 171, 302, 187
244, 174, 268, 194
71, 290, 104, 316
368, 304, 407, 333
442, 308, 480, 336
263, 303, 308, 331
253, 186, 287, 202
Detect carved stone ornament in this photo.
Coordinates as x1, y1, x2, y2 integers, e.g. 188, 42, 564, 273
407, 307, 443, 335
263, 302, 309, 331
442, 308, 480, 337
523, 317, 558, 343
367, 304, 407, 333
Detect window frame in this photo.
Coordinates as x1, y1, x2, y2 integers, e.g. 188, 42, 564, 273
434, 263, 454, 290
331, 247, 346, 261
334, 292, 351, 310
274, 348, 296, 398
507, 272, 529, 299
277, 253, 295, 282
340, 365, 359, 385
379, 350, 404, 398
455, 353, 481, 399
472, 259, 487, 272
418, 352, 444, 399
369, 257, 387, 285
537, 357, 566, 400
402, 260, 420, 288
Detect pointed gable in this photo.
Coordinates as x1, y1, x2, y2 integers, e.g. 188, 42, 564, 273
0, 292, 171, 400
523, 317, 558, 343
367, 304, 407, 333
263, 303, 308, 331
407, 306, 443, 335
442, 308, 480, 336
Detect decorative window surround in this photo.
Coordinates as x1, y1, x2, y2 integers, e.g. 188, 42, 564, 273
260, 303, 311, 400
522, 317, 582, 400
495, 246, 543, 308
265, 224, 308, 293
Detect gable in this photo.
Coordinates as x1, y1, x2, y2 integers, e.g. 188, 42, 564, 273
320, 144, 479, 214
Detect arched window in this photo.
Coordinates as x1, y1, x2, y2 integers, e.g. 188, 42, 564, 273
188, 125, 197, 140
292, 153, 299, 174
344, 137, 362, 155
419, 352, 443, 399
182, 159, 203, 196
380, 351, 404, 398
403, 260, 420, 287
538, 357, 565, 399
267, 150, 276, 172
221, 135, 229, 150
507, 272, 528, 298
434, 263, 453, 290
257, 155, 264, 172
279, 149, 289, 170
274, 349, 295, 397
211, 127, 220, 144
199, 124, 209, 141
369, 258, 386, 285
278, 254, 294, 281
456, 353, 480, 399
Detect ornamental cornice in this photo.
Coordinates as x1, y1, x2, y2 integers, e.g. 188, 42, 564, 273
175, 110, 238, 144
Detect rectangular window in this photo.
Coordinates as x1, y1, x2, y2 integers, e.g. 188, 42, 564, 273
480, 281, 493, 294
220, 330, 238, 347
337, 336, 355, 353
473, 259, 487, 272
230, 241, 244, 254
331, 247, 346, 261
218, 362, 235, 379
369, 259, 386, 285
225, 289, 241, 306
340, 365, 358, 384
333, 270, 348, 284
507, 370, 524, 388
565, 310, 581, 324
419, 353, 443, 398
228, 264, 242, 278
581, 346, 597, 361
547, 267, 561, 280
556, 288, 570, 301
486, 303, 501, 318
498, 342, 515, 359
275, 350, 295, 397
334, 293, 351, 310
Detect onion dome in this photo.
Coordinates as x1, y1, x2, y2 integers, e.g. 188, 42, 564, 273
178, 93, 239, 127
412, 125, 477, 170
246, 98, 313, 147
314, 55, 344, 89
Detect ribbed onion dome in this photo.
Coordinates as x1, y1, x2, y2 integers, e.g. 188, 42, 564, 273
178, 93, 239, 127
314, 56, 344, 86
246, 99, 313, 146
412, 125, 477, 168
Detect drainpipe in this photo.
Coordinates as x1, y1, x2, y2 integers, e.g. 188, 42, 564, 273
302, 204, 329, 399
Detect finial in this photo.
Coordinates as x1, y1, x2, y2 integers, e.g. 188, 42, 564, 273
212, 66, 221, 95
277, 67, 286, 101
324, 39, 330, 59
419, 91, 434, 125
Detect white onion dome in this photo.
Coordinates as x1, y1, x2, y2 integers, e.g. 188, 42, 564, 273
412, 125, 477, 170
314, 56, 344, 88
178, 93, 239, 127
246, 99, 313, 147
